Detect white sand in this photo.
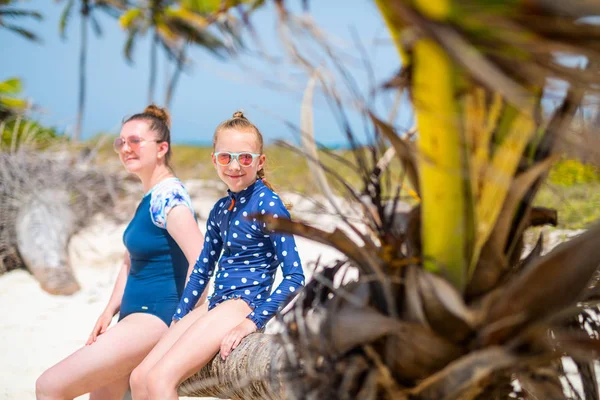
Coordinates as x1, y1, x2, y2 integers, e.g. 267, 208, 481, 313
0, 184, 349, 400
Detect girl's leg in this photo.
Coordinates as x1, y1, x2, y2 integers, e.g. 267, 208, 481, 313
130, 302, 209, 400
145, 299, 252, 400
89, 375, 130, 400
36, 313, 167, 400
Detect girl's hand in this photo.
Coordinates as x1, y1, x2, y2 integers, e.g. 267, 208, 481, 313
86, 311, 113, 345
220, 319, 258, 360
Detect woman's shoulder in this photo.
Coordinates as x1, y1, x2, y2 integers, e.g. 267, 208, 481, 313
149, 178, 194, 229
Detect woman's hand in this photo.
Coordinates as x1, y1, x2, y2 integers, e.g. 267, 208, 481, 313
86, 310, 114, 345
219, 319, 258, 360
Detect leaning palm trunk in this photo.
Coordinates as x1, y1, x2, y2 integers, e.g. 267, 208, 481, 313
181, 1, 600, 398
178, 333, 290, 399
0, 145, 122, 295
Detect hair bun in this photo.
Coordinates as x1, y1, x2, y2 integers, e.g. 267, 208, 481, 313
144, 104, 171, 128
232, 111, 246, 120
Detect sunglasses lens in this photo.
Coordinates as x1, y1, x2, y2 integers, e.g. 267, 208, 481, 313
217, 153, 232, 165
238, 153, 254, 166
113, 138, 124, 153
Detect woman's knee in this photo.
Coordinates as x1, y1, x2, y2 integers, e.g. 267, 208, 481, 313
36, 370, 66, 400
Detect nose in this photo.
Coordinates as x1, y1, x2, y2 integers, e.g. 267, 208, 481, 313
228, 158, 242, 170
120, 140, 133, 154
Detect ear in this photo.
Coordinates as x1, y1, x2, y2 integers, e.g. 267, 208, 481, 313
211, 152, 217, 168
157, 141, 169, 159
257, 154, 266, 171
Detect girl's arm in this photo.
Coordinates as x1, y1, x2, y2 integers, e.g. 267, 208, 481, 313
172, 205, 223, 321
220, 204, 304, 359
248, 205, 305, 330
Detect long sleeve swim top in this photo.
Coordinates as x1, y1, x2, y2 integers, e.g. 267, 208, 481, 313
173, 179, 305, 330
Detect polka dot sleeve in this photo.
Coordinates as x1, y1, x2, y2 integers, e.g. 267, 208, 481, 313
247, 201, 305, 330
173, 205, 222, 321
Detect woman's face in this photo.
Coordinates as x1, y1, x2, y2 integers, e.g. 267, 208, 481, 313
212, 129, 265, 192
116, 120, 167, 174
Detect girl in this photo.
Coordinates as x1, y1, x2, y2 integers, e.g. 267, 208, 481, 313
36, 105, 207, 400
130, 111, 305, 400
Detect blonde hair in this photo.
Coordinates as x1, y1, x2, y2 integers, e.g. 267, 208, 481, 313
213, 111, 274, 191
213, 111, 292, 210
123, 104, 172, 166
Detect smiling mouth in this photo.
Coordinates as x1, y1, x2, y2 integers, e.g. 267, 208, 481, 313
227, 174, 244, 179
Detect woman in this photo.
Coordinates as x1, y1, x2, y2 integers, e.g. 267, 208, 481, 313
36, 105, 207, 400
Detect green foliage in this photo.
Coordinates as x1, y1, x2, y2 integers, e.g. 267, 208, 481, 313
1, 117, 62, 149
548, 159, 600, 187
0, 77, 29, 118
534, 182, 600, 229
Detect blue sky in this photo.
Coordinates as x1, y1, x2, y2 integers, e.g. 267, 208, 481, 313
1, 1, 409, 147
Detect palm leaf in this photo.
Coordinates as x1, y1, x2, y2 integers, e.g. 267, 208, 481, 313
123, 27, 138, 63
0, 8, 42, 19
482, 222, 600, 345
0, 78, 22, 95
58, 0, 74, 38
2, 23, 40, 42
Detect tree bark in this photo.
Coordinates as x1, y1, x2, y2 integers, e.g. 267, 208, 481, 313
16, 189, 80, 295
178, 333, 292, 399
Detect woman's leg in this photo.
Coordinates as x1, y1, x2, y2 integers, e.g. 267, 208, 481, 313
130, 302, 209, 400
36, 313, 167, 400
146, 299, 252, 400
89, 375, 130, 400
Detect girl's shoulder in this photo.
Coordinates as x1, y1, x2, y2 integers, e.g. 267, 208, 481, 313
252, 185, 289, 217
149, 178, 195, 229
212, 195, 231, 213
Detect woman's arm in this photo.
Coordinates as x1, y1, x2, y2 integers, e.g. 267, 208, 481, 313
166, 206, 209, 305
172, 205, 223, 321
104, 250, 131, 317
86, 250, 130, 344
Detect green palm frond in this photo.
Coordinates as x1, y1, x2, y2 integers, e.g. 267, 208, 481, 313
1, 23, 40, 41
0, 78, 22, 95
0, 8, 42, 19
58, 0, 74, 38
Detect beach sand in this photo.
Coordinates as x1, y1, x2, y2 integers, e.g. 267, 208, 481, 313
0, 184, 349, 400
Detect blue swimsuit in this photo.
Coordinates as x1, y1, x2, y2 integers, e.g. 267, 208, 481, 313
174, 179, 305, 330
119, 178, 195, 326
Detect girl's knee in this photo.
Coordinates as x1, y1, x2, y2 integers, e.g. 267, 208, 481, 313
146, 366, 176, 398
129, 366, 147, 397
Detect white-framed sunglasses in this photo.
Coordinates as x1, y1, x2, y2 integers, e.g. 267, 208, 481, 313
214, 151, 261, 167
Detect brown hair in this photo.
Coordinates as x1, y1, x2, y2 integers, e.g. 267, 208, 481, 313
123, 104, 172, 166
213, 111, 274, 191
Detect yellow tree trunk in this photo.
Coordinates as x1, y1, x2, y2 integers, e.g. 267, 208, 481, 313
377, 0, 471, 290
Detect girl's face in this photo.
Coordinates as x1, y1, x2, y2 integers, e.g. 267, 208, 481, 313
116, 120, 168, 174
212, 129, 266, 193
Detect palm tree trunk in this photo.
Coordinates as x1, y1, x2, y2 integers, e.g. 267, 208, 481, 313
16, 189, 80, 295
178, 333, 290, 399
148, 30, 158, 104
73, 4, 89, 142
165, 44, 186, 109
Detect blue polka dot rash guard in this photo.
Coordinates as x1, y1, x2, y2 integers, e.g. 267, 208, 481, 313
173, 179, 305, 329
